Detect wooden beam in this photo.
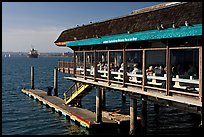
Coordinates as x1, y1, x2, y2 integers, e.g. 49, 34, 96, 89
199, 46, 202, 102
73, 52, 76, 75
142, 50, 147, 91
84, 51, 86, 80
107, 50, 111, 85
94, 49, 97, 82
166, 41, 172, 96
123, 44, 127, 87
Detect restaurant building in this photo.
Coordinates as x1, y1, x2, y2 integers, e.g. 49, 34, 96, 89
54, 2, 202, 134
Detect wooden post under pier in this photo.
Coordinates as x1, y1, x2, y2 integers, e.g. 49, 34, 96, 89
54, 67, 58, 96
154, 103, 160, 113
141, 99, 147, 134
96, 86, 102, 123
31, 66, 34, 89
101, 88, 106, 110
129, 97, 137, 135
122, 92, 126, 102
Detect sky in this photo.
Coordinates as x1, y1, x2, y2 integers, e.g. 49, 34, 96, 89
2, 2, 164, 53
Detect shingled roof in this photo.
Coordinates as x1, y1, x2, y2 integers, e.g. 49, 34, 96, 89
54, 2, 202, 46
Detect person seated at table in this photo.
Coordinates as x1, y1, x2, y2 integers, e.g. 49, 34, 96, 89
101, 61, 107, 70
159, 65, 165, 76
171, 66, 178, 78
146, 65, 154, 75
119, 63, 124, 72
109, 63, 115, 71
164, 65, 178, 77
186, 63, 197, 77
132, 63, 141, 74
115, 64, 119, 71
97, 61, 102, 70
154, 66, 160, 76
127, 64, 131, 73
176, 63, 185, 75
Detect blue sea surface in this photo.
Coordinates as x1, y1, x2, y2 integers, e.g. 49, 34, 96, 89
2, 56, 200, 135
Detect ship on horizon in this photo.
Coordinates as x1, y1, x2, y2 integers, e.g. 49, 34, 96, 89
27, 48, 38, 58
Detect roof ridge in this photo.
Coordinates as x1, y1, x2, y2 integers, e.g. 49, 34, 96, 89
131, 2, 187, 15
66, 2, 188, 31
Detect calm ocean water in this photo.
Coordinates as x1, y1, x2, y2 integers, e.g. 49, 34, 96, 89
2, 56, 200, 135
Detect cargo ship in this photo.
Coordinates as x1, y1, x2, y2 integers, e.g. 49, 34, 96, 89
27, 48, 38, 58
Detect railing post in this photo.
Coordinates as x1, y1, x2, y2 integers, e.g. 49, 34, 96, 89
199, 46, 202, 102
84, 51, 86, 79
166, 42, 172, 96
73, 51, 76, 75
31, 66, 34, 89
107, 50, 111, 85
142, 50, 147, 91
94, 49, 98, 81
123, 44, 127, 87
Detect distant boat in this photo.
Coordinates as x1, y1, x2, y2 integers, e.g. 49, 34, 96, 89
27, 48, 38, 58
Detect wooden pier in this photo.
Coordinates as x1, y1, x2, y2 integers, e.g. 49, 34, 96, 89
21, 88, 140, 129
21, 2, 202, 135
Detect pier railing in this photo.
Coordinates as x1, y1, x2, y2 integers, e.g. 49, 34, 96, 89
58, 60, 200, 98
57, 46, 202, 103
58, 61, 74, 74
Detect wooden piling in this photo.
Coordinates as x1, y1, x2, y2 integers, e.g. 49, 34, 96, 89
101, 88, 106, 110
141, 100, 147, 134
122, 91, 126, 102
54, 67, 58, 96
96, 86, 102, 123
129, 97, 137, 135
31, 66, 34, 89
154, 103, 159, 113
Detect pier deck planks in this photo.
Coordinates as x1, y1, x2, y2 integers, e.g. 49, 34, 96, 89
21, 89, 118, 129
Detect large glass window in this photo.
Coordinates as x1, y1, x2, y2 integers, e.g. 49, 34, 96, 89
75, 52, 84, 75
145, 50, 166, 89
126, 50, 143, 85
86, 52, 94, 77
96, 51, 108, 80
170, 48, 199, 94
